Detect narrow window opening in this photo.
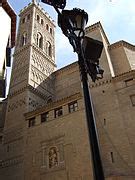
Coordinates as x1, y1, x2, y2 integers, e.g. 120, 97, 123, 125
110, 152, 114, 163
36, 33, 43, 49
50, 28, 52, 34
46, 24, 49, 30
27, 14, 30, 20
46, 41, 52, 57
22, 18, 25, 23
37, 15, 40, 22
41, 19, 44, 25
0, 136, 2, 144
104, 118, 106, 126
21, 32, 27, 46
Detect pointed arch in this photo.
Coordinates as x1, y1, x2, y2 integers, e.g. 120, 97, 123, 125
46, 41, 52, 57
21, 32, 27, 46
37, 14, 40, 22
36, 32, 43, 49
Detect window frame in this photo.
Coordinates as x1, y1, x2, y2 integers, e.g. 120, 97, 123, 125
36, 32, 43, 49
41, 112, 49, 123
28, 117, 35, 127
68, 101, 78, 113
54, 107, 63, 118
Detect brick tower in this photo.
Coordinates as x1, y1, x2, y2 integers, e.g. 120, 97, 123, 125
1, 1, 56, 179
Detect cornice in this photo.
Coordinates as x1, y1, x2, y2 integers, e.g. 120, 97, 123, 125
24, 92, 82, 119
109, 40, 135, 51
9, 85, 27, 98
8, 84, 48, 100
90, 79, 112, 88
13, 44, 30, 56
27, 85, 49, 100
85, 21, 110, 45
112, 70, 135, 82
53, 61, 79, 76
89, 70, 135, 86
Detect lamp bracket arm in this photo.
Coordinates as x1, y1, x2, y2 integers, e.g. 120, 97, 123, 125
53, 5, 62, 16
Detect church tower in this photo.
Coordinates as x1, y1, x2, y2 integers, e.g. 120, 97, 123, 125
5, 1, 56, 129
0, 1, 56, 179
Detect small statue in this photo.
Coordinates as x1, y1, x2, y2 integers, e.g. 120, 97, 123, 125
49, 147, 58, 168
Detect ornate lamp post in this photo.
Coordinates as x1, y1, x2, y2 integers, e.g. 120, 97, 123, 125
41, 1, 105, 179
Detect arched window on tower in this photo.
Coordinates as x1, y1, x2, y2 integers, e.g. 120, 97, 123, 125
46, 24, 49, 31
36, 33, 43, 49
46, 41, 52, 57
21, 32, 27, 46
37, 14, 40, 22
41, 19, 44, 25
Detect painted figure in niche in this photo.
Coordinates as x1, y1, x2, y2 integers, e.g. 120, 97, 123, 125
49, 147, 58, 168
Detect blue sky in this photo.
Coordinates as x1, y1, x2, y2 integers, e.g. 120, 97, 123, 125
8, 0, 135, 67
5, 0, 135, 94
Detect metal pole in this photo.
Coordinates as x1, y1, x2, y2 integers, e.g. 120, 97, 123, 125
78, 45, 105, 180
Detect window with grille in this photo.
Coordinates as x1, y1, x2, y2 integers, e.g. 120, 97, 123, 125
28, 117, 35, 127
54, 107, 63, 118
68, 101, 78, 113
41, 112, 49, 123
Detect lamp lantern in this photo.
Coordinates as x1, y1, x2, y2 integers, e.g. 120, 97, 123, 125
58, 8, 88, 38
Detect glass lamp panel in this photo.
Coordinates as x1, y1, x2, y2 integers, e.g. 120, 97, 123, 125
75, 14, 82, 29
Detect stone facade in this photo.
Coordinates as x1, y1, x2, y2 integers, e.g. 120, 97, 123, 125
0, 1, 135, 180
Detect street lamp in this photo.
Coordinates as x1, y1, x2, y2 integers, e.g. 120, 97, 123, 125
41, 1, 105, 180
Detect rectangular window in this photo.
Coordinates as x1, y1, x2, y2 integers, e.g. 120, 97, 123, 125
28, 117, 35, 127
54, 107, 63, 118
68, 101, 78, 113
130, 95, 135, 106
41, 112, 49, 123
125, 78, 134, 87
